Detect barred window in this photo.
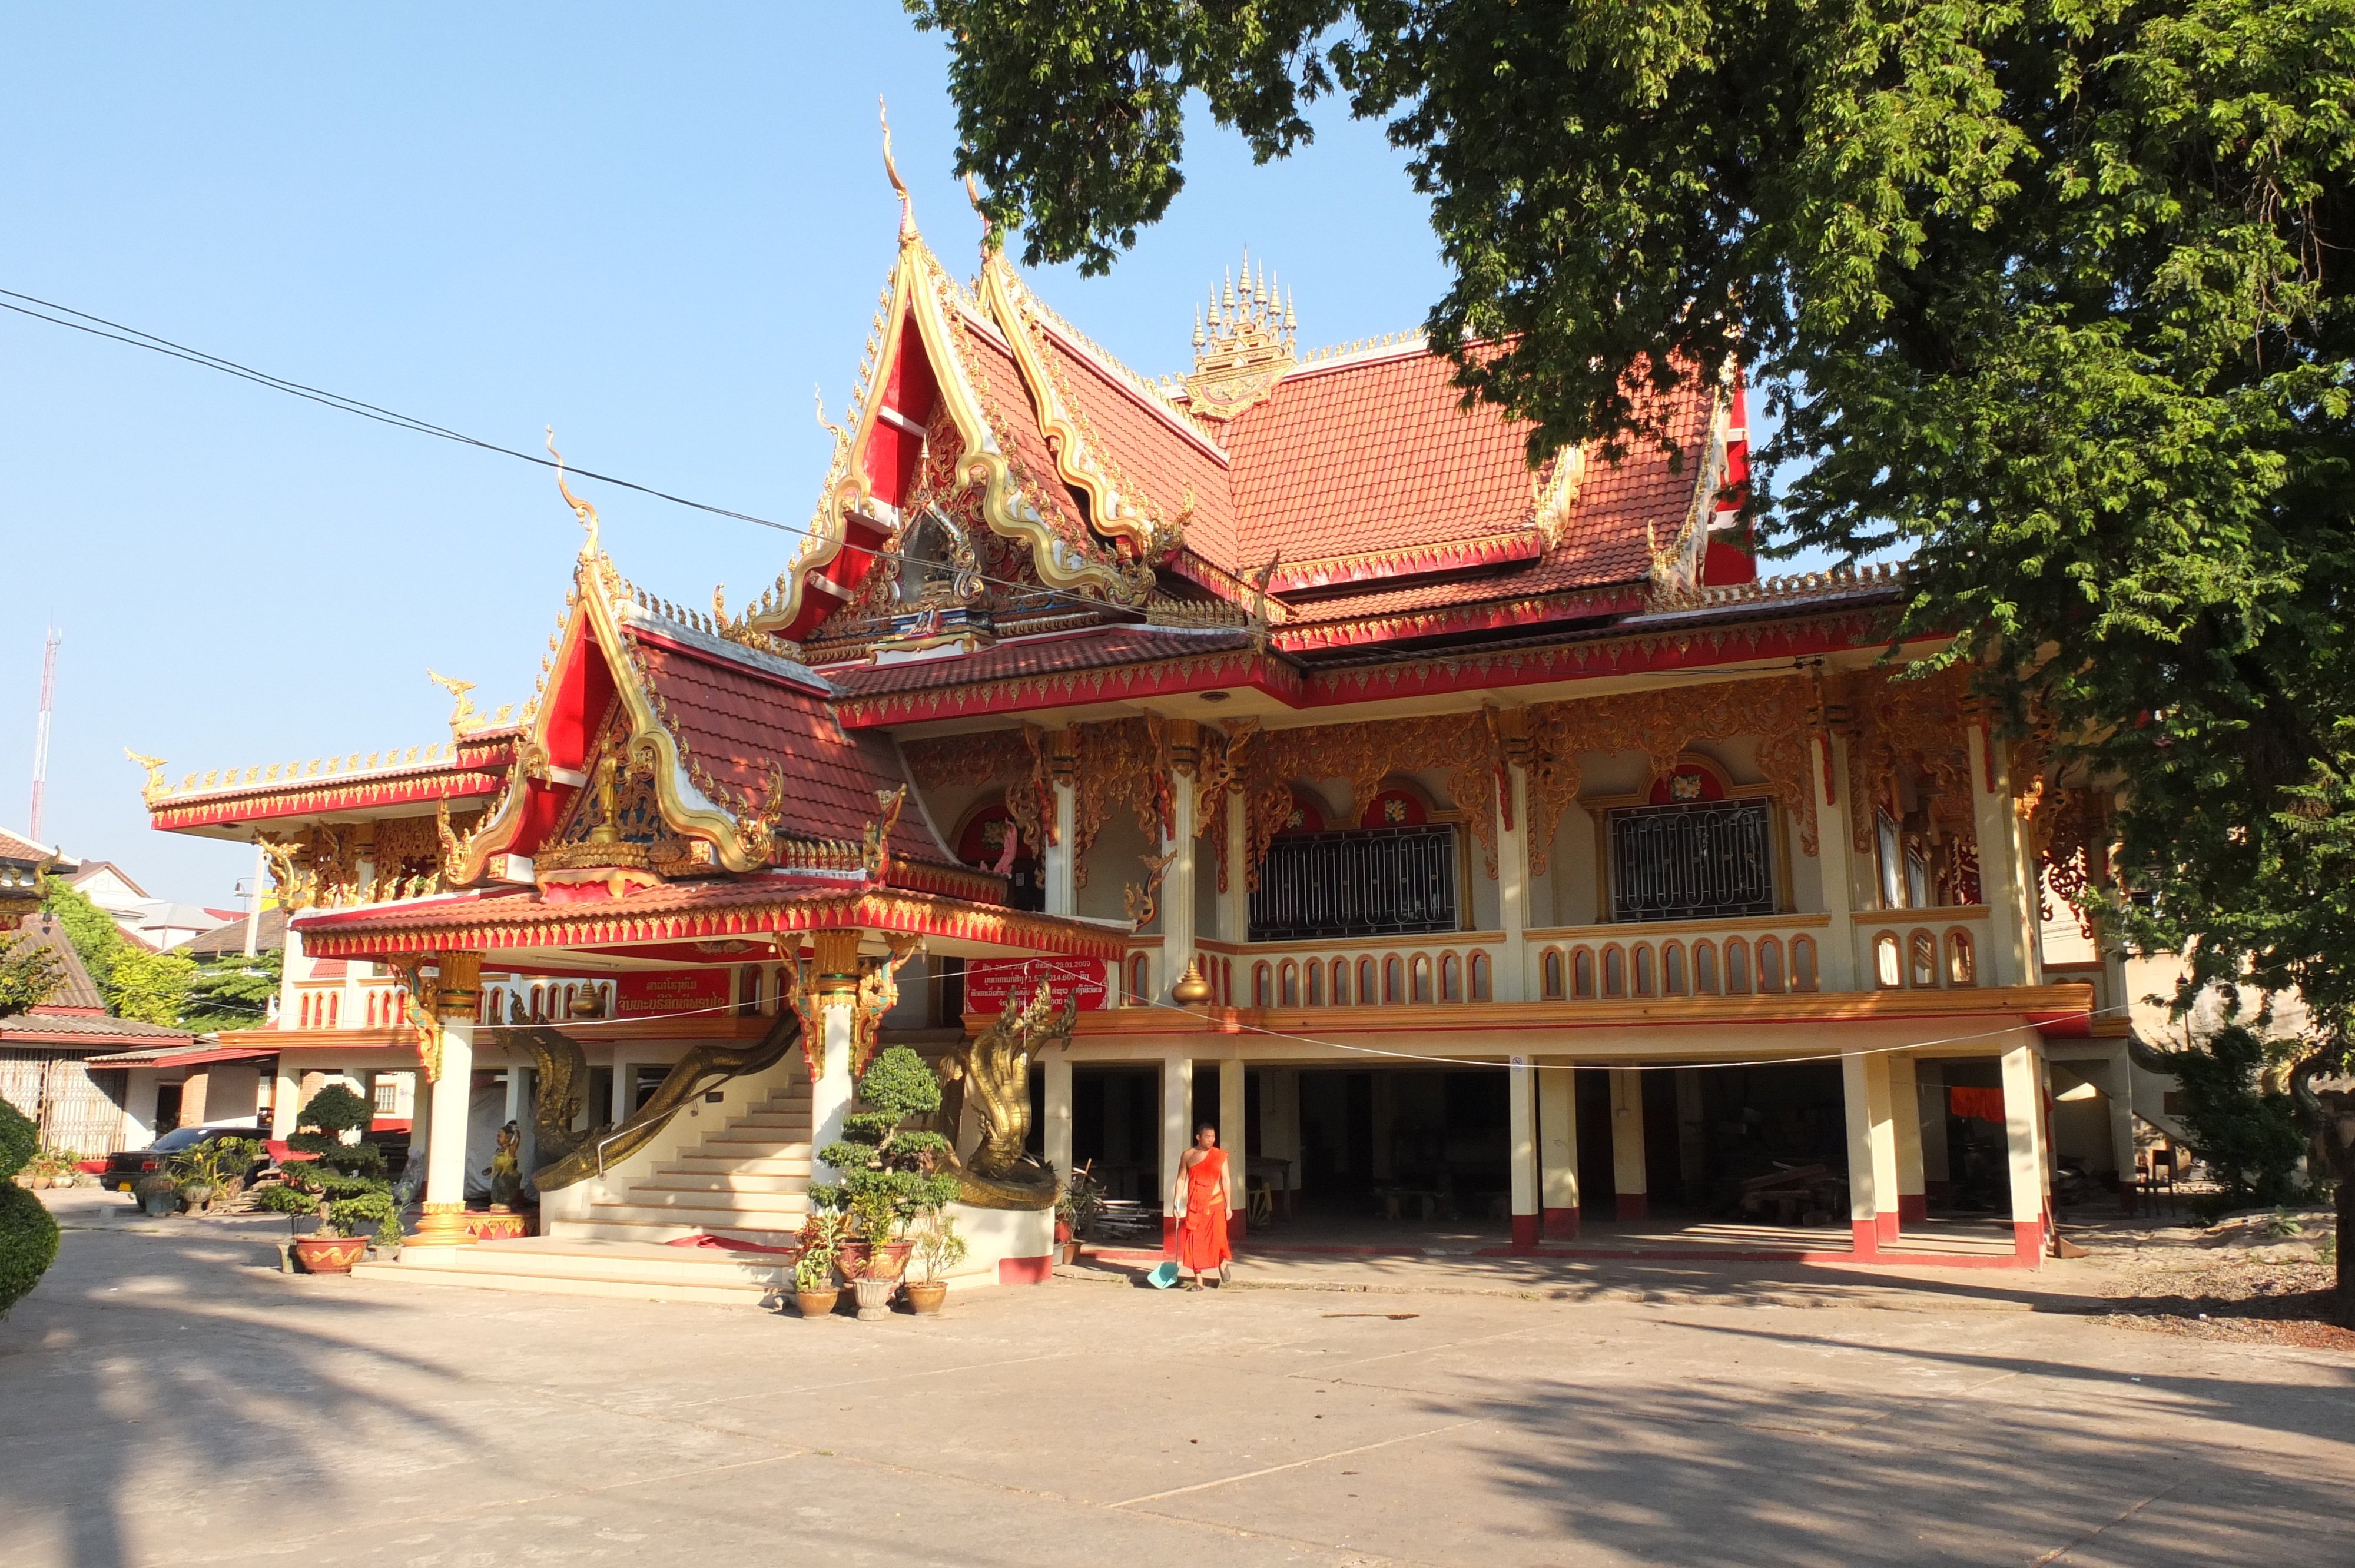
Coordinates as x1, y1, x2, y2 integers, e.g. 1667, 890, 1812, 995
1251, 823, 1458, 941
1608, 799, 1776, 922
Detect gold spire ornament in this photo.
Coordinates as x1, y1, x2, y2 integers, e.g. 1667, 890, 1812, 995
1185, 249, 1298, 421
880, 97, 917, 247
546, 427, 600, 557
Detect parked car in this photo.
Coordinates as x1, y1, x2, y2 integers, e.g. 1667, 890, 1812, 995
100, 1121, 273, 1193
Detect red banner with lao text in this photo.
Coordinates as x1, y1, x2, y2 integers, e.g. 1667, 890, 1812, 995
964, 956, 1107, 1014
615, 969, 734, 1019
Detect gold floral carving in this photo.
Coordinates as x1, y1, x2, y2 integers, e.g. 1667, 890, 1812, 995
1521, 676, 1823, 875
1839, 666, 1976, 855
1240, 714, 1501, 890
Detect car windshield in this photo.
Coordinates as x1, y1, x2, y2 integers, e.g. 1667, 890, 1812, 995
148, 1127, 210, 1153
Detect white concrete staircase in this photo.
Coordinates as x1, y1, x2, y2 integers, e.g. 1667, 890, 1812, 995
549, 1078, 815, 1249
350, 1079, 817, 1304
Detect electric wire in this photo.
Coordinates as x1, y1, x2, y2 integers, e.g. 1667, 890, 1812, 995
0, 287, 1181, 628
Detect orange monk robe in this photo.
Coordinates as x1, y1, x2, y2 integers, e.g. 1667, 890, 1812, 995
1177, 1146, 1233, 1271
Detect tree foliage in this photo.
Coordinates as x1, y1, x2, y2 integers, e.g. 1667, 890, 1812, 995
36, 875, 198, 1025
916, 0, 2355, 1175
182, 949, 282, 1035
0, 944, 63, 1019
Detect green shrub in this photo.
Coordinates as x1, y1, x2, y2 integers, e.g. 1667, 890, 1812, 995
2169, 1026, 2307, 1220
809, 1045, 958, 1246
0, 1099, 58, 1315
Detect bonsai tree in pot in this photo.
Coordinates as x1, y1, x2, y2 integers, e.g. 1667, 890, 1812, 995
792, 1210, 846, 1318
1054, 1160, 1105, 1263
253, 1084, 399, 1274
810, 1045, 958, 1320
904, 1212, 968, 1315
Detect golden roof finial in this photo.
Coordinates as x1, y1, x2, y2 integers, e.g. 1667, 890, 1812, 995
1188, 250, 1299, 421
427, 670, 479, 741
124, 749, 168, 798
814, 384, 844, 441
880, 97, 917, 246
545, 427, 600, 557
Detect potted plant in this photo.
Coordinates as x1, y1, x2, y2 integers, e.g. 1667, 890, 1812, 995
133, 1172, 181, 1217
904, 1212, 967, 1315
252, 1085, 399, 1274
811, 1046, 958, 1321
1054, 1161, 1104, 1265
167, 1135, 263, 1216
793, 1210, 845, 1318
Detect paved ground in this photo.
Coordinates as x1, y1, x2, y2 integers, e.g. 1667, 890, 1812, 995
6, 1192, 2352, 1568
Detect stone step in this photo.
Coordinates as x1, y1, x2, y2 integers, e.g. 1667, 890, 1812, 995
691, 1134, 812, 1154
638, 1171, 809, 1195
547, 1215, 804, 1248
597, 1187, 810, 1215
721, 1115, 811, 1135
663, 1154, 811, 1178
352, 1238, 793, 1305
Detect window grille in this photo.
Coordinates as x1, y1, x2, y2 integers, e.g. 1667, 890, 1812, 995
1608, 799, 1777, 921
1250, 823, 1458, 941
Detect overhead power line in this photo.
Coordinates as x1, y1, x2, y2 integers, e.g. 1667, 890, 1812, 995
0, 287, 1129, 619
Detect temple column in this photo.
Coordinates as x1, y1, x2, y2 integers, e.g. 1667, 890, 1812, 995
1508, 1055, 1538, 1248
1890, 1054, 1927, 1224
269, 1059, 301, 1140
1044, 727, 1077, 918
1608, 1068, 1648, 1221
411, 952, 482, 1248
1160, 1054, 1193, 1254
1841, 1051, 1880, 1256
2002, 1041, 2047, 1265
1866, 1054, 1901, 1244
1219, 1054, 1248, 1245
1492, 710, 1533, 1002
1220, 786, 1250, 945
1160, 721, 1201, 1001
809, 931, 863, 1184
1043, 1051, 1074, 1184
1812, 732, 1861, 991
1967, 722, 2039, 988
1538, 1061, 1580, 1238
1259, 1066, 1299, 1214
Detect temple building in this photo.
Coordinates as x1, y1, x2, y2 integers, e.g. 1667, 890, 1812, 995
134, 168, 2146, 1300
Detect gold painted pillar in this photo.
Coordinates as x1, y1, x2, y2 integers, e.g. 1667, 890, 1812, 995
1159, 720, 1200, 1002
1044, 727, 1078, 918
412, 951, 482, 1247
808, 929, 863, 1184
1491, 707, 1532, 1002
1967, 722, 2039, 988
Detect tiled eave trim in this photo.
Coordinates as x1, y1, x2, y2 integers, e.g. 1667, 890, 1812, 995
150, 769, 508, 830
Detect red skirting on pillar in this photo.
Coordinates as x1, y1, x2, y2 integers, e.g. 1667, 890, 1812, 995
2012, 1220, 2044, 1267
1542, 1205, 1580, 1240
1850, 1220, 1879, 1258
1162, 1215, 1178, 1257
1510, 1212, 1539, 1248
1898, 1194, 1928, 1224
998, 1255, 1053, 1286
1615, 1194, 1649, 1222
1227, 1210, 1247, 1248
1876, 1211, 1901, 1244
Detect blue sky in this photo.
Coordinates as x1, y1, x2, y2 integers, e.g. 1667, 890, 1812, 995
0, 8, 1778, 909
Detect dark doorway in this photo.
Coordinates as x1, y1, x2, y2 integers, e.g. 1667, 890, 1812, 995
1070, 1065, 1159, 1203
1575, 1068, 1615, 1209
154, 1083, 184, 1135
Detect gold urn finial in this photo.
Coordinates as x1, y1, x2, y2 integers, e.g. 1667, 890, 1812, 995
1172, 958, 1214, 1006
1186, 248, 1298, 423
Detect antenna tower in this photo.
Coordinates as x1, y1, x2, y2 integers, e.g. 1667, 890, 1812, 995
29, 626, 59, 843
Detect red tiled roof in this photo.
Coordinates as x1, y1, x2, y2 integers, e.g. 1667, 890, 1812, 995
627, 630, 953, 866
1024, 314, 1237, 553
0, 1010, 193, 1044
826, 626, 1253, 697
0, 826, 63, 863
8, 913, 104, 1010
951, 311, 1094, 554
1213, 347, 1545, 588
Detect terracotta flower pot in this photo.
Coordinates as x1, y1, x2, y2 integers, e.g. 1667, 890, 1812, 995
1060, 1241, 1084, 1266
294, 1234, 369, 1274
904, 1280, 948, 1315
794, 1287, 841, 1318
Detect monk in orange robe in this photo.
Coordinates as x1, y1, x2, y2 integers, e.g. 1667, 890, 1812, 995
1173, 1124, 1232, 1288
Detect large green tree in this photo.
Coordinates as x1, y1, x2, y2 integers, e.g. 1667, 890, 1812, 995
914, 0, 2355, 1281
38, 876, 197, 1026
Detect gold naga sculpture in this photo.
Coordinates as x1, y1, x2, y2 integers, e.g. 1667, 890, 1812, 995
936, 981, 1076, 1210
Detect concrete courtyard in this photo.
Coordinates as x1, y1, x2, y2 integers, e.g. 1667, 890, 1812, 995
4, 1196, 2351, 1567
